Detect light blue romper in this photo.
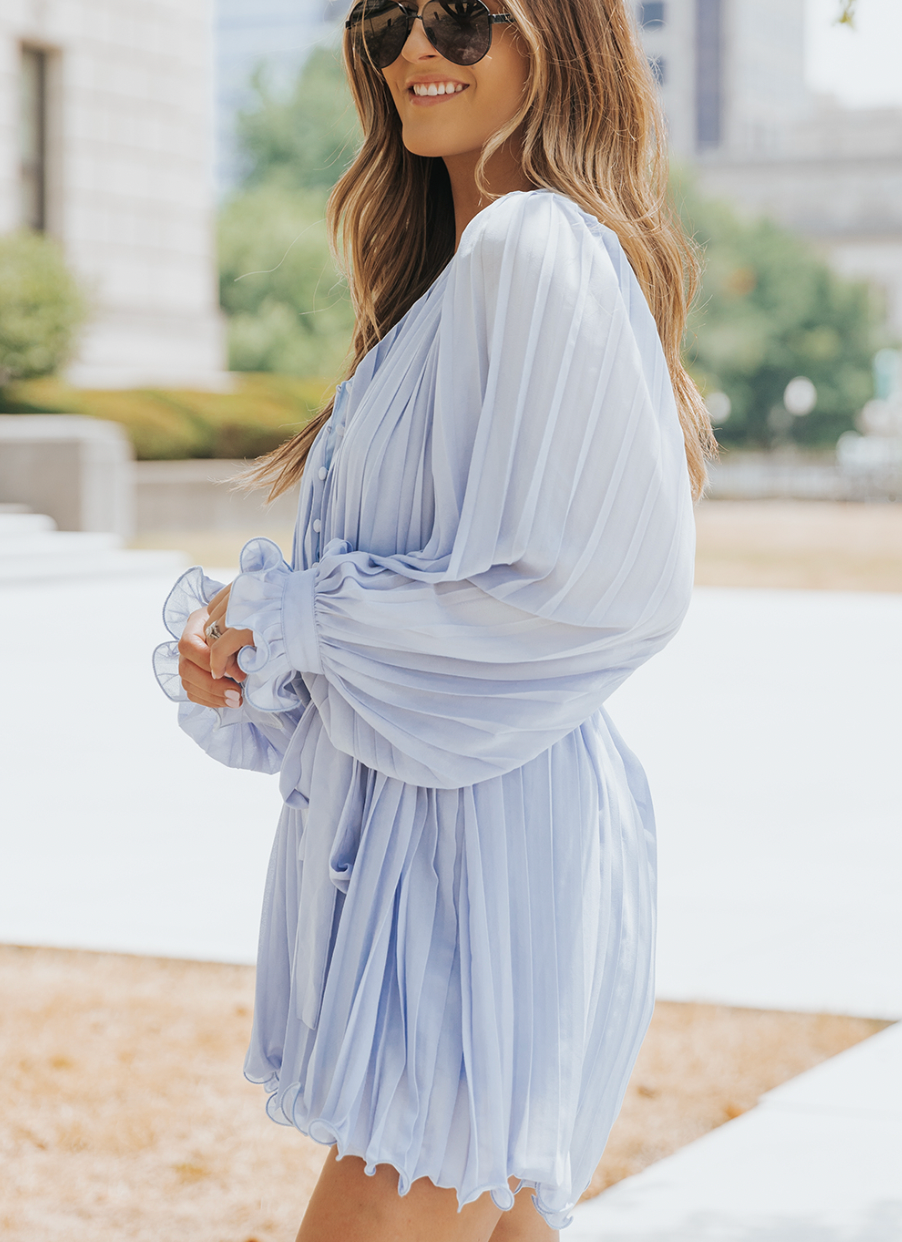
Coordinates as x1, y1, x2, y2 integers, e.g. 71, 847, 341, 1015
155, 191, 695, 1229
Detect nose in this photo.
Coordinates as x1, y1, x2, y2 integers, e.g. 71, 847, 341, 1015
401, 12, 438, 60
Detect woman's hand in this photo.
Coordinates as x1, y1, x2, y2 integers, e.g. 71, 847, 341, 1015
177, 584, 255, 710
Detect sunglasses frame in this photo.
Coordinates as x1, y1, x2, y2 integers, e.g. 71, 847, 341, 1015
346, 0, 514, 70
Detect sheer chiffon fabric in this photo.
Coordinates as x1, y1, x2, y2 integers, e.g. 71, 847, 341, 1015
154, 191, 695, 1228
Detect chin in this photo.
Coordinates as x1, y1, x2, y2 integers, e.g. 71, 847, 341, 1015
401, 130, 450, 159
401, 126, 479, 161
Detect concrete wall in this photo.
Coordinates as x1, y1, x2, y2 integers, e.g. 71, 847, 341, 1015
0, 0, 227, 388
135, 459, 298, 533
0, 415, 135, 537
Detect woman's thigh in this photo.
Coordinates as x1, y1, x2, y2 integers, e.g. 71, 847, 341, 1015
295, 1147, 503, 1242
296, 1148, 557, 1242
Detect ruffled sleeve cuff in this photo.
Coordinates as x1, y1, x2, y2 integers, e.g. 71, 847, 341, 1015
175, 697, 299, 775
225, 537, 322, 714
152, 563, 301, 774
152, 565, 227, 703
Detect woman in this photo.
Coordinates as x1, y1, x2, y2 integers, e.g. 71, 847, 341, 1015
155, 0, 714, 1236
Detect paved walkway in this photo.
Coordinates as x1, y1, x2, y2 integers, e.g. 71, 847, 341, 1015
0, 566, 283, 963
569, 1019, 902, 1241
2, 574, 900, 1241
2, 578, 900, 1008
609, 587, 902, 1021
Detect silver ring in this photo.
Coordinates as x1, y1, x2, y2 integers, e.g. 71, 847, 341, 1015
205, 621, 224, 643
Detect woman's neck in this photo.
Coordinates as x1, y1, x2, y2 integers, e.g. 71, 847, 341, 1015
444, 139, 535, 251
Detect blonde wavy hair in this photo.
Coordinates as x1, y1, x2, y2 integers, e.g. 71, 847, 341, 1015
249, 0, 716, 500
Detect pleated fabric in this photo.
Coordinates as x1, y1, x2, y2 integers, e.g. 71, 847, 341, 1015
154, 190, 695, 1229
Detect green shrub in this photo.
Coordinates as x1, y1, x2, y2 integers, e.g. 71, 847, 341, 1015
219, 185, 355, 377
0, 230, 86, 383
0, 373, 331, 460
218, 45, 359, 378
677, 176, 886, 447
235, 45, 360, 194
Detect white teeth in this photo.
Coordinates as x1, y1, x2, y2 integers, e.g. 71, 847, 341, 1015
412, 82, 463, 96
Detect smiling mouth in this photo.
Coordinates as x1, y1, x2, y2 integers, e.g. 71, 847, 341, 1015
409, 82, 468, 97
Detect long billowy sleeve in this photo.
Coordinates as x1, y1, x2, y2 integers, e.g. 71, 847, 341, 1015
153, 566, 304, 774
226, 192, 696, 788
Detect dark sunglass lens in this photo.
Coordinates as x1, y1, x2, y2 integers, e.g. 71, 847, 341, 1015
424, 0, 491, 66
350, 1, 411, 68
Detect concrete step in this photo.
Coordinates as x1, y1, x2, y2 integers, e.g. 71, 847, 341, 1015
1, 547, 186, 583
0, 512, 58, 536
0, 521, 186, 583
0, 529, 119, 556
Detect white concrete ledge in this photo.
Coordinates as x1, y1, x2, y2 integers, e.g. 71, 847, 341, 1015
0, 415, 135, 538
569, 1023, 902, 1242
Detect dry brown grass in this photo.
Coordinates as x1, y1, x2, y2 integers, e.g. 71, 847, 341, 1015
0, 946, 889, 1239
694, 500, 902, 592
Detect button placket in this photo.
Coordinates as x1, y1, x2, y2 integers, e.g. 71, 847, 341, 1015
311, 382, 350, 564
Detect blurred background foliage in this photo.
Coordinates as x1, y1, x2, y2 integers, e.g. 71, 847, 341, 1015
0, 374, 331, 460
219, 186, 353, 378
234, 47, 359, 194
218, 46, 358, 378
0, 231, 86, 384
0, 39, 890, 458
676, 176, 885, 447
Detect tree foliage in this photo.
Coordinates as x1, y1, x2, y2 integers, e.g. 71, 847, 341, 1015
0, 231, 86, 384
235, 46, 360, 194
220, 46, 359, 376
219, 185, 354, 376
677, 178, 884, 447
222, 40, 885, 446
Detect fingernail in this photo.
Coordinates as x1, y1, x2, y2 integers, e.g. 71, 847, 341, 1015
224, 690, 241, 708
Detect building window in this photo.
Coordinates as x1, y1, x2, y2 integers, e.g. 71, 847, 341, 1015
20, 47, 48, 231
639, 3, 666, 29
648, 55, 667, 85
695, 0, 724, 150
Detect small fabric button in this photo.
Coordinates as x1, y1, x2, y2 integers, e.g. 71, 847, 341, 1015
312, 519, 322, 533
318, 466, 328, 480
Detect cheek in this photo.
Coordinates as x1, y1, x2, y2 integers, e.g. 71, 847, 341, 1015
480, 43, 529, 128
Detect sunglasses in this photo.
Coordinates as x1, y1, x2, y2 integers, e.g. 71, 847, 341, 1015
345, 0, 514, 69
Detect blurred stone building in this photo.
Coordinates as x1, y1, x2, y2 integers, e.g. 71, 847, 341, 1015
0, 0, 227, 387
636, 0, 902, 334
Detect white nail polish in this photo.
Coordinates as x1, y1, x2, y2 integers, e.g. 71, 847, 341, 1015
224, 691, 241, 708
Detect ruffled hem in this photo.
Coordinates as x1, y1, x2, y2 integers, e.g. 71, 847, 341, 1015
242, 1067, 575, 1230
225, 537, 310, 713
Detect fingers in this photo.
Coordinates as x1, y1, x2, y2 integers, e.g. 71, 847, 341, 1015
179, 655, 243, 709
205, 588, 230, 634
175, 595, 253, 705
209, 627, 256, 681
208, 583, 231, 613
178, 607, 213, 672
